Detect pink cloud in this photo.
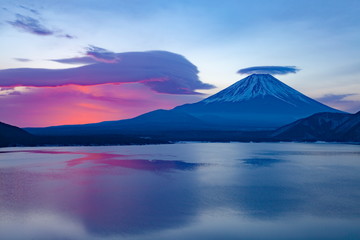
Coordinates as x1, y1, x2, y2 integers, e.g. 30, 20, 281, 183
0, 83, 202, 127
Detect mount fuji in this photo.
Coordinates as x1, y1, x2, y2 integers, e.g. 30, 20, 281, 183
25, 74, 343, 136
174, 74, 343, 129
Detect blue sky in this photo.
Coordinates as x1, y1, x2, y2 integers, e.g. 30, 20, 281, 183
0, 0, 359, 126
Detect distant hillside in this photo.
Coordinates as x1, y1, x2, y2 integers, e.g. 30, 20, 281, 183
5, 110, 360, 146
0, 122, 33, 147
25, 109, 213, 136
272, 111, 360, 142
0, 121, 168, 147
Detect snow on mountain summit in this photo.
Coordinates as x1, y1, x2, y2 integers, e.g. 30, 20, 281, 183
202, 74, 312, 105
173, 73, 343, 129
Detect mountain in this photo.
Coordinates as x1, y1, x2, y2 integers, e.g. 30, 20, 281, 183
26, 109, 212, 136
0, 121, 167, 146
174, 74, 343, 129
25, 74, 343, 137
0, 122, 33, 147
272, 111, 360, 142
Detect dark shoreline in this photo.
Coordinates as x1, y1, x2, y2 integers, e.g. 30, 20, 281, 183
2, 137, 359, 148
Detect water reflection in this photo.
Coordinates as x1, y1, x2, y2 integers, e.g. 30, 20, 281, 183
0, 149, 205, 236
0, 143, 360, 239
1, 150, 204, 171
241, 158, 285, 167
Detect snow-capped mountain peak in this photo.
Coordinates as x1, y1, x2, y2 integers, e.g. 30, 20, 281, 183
202, 74, 312, 105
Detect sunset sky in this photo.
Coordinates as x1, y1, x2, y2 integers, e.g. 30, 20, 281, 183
1, 0, 359, 127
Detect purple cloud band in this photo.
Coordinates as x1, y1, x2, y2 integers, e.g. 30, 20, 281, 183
0, 51, 214, 95
238, 66, 300, 75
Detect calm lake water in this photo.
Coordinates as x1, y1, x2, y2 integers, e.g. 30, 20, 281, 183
1, 142, 360, 240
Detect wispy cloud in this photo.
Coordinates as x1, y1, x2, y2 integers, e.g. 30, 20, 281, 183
237, 66, 300, 75
0, 50, 214, 95
316, 93, 360, 113
19, 5, 39, 15
51, 45, 120, 64
0, 87, 24, 97
7, 13, 75, 39
7, 14, 53, 36
85, 45, 120, 63
51, 57, 98, 65
61, 34, 76, 39
316, 93, 356, 102
13, 58, 32, 62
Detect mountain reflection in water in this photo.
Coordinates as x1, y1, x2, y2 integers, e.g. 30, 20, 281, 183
0, 143, 360, 240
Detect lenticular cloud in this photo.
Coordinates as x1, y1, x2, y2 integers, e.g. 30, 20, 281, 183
0, 51, 215, 95
237, 66, 300, 75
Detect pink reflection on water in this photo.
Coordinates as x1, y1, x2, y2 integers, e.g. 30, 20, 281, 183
0, 149, 201, 235
0, 149, 202, 171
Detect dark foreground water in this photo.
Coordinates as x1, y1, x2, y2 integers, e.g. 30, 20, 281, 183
0, 142, 360, 240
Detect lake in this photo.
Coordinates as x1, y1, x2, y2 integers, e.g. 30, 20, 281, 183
1, 142, 360, 240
